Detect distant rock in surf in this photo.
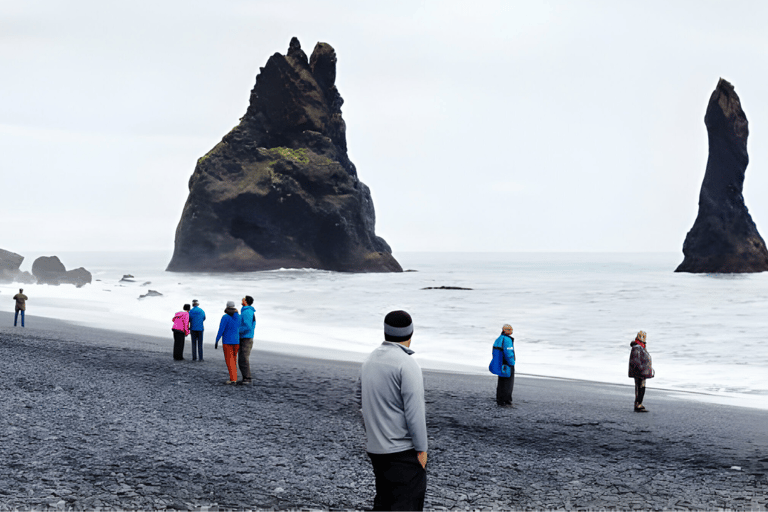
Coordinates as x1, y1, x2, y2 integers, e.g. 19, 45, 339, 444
676, 78, 768, 273
0, 248, 23, 272
120, 274, 136, 282
139, 290, 163, 299
0, 248, 33, 283
421, 286, 473, 290
32, 256, 92, 287
167, 37, 401, 273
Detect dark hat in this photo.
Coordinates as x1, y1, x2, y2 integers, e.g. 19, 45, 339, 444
384, 310, 413, 342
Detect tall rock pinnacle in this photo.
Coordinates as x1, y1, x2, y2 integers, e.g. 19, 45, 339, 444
167, 38, 402, 273
676, 78, 768, 273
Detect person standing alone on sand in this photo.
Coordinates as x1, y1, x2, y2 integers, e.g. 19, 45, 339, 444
215, 301, 241, 384
171, 304, 191, 360
489, 324, 515, 406
189, 300, 206, 362
359, 310, 428, 510
237, 295, 256, 385
628, 330, 654, 412
13, 288, 28, 327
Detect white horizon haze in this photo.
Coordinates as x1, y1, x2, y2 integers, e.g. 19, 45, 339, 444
3, 1, 768, 262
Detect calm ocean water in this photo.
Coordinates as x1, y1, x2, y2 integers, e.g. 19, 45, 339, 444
4, 251, 767, 409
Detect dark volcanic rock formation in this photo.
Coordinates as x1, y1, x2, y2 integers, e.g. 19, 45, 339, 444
0, 248, 25, 282
0, 249, 36, 284
32, 256, 92, 287
167, 38, 401, 273
676, 78, 768, 273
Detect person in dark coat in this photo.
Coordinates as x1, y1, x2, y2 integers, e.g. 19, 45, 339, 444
489, 324, 515, 406
628, 330, 654, 412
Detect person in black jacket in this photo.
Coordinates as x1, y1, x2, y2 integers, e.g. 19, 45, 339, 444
628, 330, 654, 412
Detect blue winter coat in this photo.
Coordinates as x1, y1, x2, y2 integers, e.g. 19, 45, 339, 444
189, 306, 206, 331
239, 305, 256, 338
489, 334, 515, 377
215, 312, 241, 346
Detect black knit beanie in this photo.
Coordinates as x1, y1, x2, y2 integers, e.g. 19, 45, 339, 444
384, 310, 413, 342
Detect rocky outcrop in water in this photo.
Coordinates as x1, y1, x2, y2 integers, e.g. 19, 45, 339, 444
167, 38, 401, 273
0, 249, 34, 283
676, 78, 768, 273
32, 256, 92, 287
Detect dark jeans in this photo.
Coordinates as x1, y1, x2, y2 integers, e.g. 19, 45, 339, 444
634, 377, 646, 404
14, 309, 25, 327
238, 338, 253, 381
191, 330, 204, 360
172, 329, 185, 360
368, 449, 427, 511
496, 366, 515, 405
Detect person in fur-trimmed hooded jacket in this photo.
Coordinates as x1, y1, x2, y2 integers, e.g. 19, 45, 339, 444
628, 330, 654, 412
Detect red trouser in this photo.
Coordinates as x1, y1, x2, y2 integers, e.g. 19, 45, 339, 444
223, 344, 240, 382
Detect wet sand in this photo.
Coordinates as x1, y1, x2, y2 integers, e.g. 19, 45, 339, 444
0, 312, 766, 510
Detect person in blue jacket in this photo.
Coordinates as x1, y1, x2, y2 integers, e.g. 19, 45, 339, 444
188, 299, 206, 362
215, 301, 241, 384
489, 324, 515, 406
237, 295, 256, 385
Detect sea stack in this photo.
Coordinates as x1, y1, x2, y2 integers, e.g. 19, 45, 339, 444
167, 38, 401, 273
32, 256, 92, 287
676, 78, 768, 273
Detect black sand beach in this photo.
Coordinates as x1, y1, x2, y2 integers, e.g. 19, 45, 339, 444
0, 312, 766, 510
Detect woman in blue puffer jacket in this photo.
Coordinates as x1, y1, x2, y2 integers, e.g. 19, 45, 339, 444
215, 301, 241, 384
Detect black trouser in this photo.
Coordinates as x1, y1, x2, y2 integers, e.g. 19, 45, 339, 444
634, 377, 646, 404
496, 366, 515, 405
172, 329, 185, 360
368, 449, 427, 511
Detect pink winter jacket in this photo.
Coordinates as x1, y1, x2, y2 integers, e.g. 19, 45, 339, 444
172, 311, 190, 336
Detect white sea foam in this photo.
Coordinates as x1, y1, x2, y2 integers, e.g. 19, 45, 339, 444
3, 251, 767, 409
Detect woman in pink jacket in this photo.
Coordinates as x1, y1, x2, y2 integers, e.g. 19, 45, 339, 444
172, 304, 191, 360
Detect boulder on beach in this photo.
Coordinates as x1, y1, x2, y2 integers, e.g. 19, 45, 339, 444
167, 37, 401, 273
676, 78, 768, 273
32, 256, 92, 287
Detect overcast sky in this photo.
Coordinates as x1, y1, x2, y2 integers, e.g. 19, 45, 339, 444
3, 0, 768, 257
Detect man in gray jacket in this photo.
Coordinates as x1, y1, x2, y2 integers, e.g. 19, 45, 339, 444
360, 310, 427, 510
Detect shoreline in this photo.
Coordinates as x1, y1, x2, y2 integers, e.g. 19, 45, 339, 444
2, 311, 765, 411
0, 313, 767, 509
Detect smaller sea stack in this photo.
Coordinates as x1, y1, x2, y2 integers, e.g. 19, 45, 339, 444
676, 78, 768, 273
